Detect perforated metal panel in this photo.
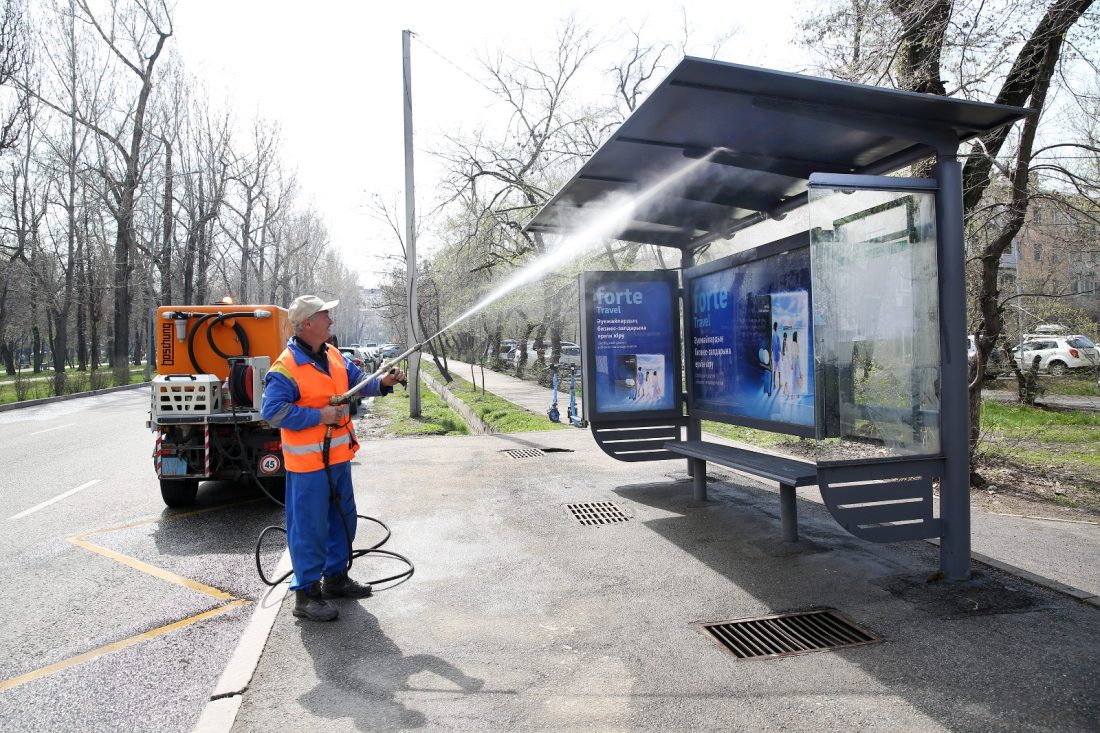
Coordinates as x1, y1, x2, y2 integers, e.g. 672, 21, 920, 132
818, 456, 943, 542
590, 418, 686, 462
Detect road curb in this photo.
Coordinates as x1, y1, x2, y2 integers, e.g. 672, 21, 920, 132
0, 380, 149, 412
420, 370, 495, 434
193, 550, 291, 733
924, 537, 1099, 607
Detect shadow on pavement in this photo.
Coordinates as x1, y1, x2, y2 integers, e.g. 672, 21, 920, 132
614, 477, 1100, 731
298, 601, 485, 730
150, 479, 284, 557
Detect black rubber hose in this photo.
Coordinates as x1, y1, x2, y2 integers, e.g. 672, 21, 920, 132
254, 514, 413, 588
186, 313, 219, 375
254, 420, 413, 589
205, 312, 253, 361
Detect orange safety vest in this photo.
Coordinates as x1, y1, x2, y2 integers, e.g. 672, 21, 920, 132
272, 344, 359, 472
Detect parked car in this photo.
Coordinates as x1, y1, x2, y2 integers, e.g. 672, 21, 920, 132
967, 335, 1007, 377
379, 343, 403, 358
1010, 337, 1100, 376
513, 341, 580, 368
354, 346, 378, 372
487, 339, 518, 360
338, 347, 364, 369
360, 341, 379, 359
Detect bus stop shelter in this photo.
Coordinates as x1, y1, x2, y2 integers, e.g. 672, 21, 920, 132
526, 57, 1031, 580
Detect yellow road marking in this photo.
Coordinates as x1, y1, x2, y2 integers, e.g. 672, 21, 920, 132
68, 535, 234, 600
0, 503, 269, 693
0, 600, 249, 693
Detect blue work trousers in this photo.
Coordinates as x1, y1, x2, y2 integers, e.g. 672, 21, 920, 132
285, 461, 357, 591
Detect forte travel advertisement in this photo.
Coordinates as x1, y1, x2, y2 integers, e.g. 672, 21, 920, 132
579, 271, 682, 421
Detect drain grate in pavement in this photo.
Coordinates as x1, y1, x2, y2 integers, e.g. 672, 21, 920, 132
698, 608, 880, 659
566, 501, 630, 526
503, 448, 545, 459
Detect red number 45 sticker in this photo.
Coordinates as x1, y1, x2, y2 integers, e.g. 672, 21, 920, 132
258, 453, 282, 474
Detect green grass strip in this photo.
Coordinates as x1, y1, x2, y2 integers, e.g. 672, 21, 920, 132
422, 361, 566, 433
0, 366, 151, 405
700, 420, 787, 447
369, 377, 469, 437
980, 400, 1100, 472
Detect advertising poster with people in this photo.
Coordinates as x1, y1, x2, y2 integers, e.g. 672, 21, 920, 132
586, 274, 680, 418
688, 246, 815, 432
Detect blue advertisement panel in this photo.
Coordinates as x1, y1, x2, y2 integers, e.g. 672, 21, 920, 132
686, 236, 816, 436
580, 271, 682, 422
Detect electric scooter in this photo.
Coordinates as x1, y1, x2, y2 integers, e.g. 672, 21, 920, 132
547, 364, 561, 423
566, 365, 587, 428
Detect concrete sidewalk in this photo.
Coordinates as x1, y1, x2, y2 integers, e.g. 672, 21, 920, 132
447, 360, 1100, 599
223, 425, 1098, 732
211, 362, 1100, 732
445, 359, 576, 418
982, 387, 1100, 412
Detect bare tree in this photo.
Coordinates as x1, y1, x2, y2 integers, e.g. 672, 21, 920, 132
0, 0, 30, 153
801, 0, 1096, 477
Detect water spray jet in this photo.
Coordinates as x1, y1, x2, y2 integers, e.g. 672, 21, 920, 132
336, 152, 716, 405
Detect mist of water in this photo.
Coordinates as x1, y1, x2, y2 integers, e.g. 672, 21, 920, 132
430, 152, 714, 343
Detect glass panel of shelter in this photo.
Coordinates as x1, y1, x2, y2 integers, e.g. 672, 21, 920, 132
808, 186, 942, 456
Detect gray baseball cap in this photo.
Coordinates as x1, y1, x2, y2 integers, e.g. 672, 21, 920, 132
288, 295, 339, 326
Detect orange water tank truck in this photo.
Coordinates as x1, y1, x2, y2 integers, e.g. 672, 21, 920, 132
148, 303, 292, 507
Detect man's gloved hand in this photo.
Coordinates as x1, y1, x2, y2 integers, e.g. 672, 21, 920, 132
381, 368, 407, 387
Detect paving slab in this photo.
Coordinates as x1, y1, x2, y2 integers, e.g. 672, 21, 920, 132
229, 428, 1100, 732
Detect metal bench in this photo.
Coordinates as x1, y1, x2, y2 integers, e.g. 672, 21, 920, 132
663, 440, 817, 541
662, 439, 944, 546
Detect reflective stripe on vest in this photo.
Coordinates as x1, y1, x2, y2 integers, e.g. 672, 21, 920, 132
274, 344, 359, 472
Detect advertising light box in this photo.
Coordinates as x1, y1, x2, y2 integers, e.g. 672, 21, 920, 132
684, 233, 817, 437
579, 270, 683, 422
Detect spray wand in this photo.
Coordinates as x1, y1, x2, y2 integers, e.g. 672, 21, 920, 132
331, 334, 444, 406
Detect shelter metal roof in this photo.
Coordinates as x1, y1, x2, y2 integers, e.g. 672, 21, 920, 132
525, 57, 1032, 249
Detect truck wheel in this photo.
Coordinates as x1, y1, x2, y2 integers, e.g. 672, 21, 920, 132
160, 478, 198, 508
1049, 361, 1067, 377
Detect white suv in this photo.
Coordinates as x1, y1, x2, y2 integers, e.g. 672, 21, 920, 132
1011, 336, 1099, 376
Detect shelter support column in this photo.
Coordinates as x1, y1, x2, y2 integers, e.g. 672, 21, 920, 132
692, 458, 707, 502
935, 152, 971, 581
780, 484, 798, 542
682, 247, 703, 486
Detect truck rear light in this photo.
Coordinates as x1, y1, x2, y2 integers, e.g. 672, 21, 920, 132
264, 440, 281, 451
1070, 348, 1079, 358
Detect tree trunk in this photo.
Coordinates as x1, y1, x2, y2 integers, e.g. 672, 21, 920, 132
32, 324, 42, 372
966, 1, 1083, 462
161, 140, 173, 305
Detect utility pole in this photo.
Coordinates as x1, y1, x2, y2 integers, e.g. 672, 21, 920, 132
402, 29, 422, 416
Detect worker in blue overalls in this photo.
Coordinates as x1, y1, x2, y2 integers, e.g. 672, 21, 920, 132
262, 295, 405, 622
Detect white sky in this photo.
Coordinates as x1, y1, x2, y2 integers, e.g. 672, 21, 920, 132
172, 1, 809, 287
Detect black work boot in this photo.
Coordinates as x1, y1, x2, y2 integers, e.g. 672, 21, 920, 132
322, 572, 373, 599
293, 581, 338, 621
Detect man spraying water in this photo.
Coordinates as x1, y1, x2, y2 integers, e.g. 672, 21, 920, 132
262, 295, 406, 622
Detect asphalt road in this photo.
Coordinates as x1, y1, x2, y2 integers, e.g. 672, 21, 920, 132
0, 388, 284, 732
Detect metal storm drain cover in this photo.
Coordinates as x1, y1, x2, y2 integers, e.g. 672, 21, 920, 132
566, 501, 630, 526
503, 448, 545, 459
698, 608, 880, 659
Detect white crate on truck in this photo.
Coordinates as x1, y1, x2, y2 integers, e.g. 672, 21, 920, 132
153, 374, 222, 415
